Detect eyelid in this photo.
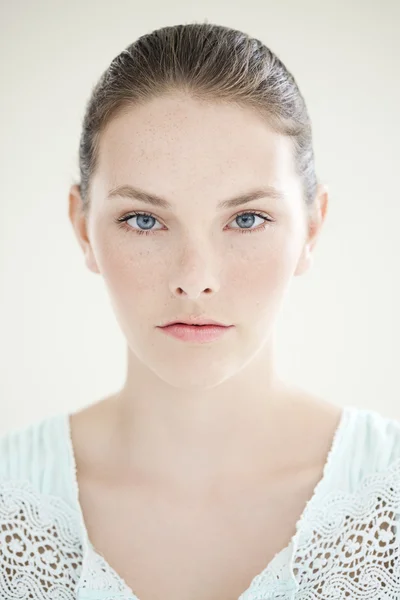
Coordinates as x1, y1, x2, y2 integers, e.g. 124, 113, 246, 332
226, 209, 272, 226
118, 210, 166, 227
231, 209, 271, 218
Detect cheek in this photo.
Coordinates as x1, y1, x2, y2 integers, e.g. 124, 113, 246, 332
92, 222, 301, 316
226, 238, 298, 313
93, 232, 168, 301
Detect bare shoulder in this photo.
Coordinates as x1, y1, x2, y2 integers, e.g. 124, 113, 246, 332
69, 394, 119, 474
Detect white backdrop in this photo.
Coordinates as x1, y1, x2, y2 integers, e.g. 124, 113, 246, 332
1, 0, 399, 433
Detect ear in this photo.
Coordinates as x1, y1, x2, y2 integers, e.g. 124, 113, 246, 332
68, 184, 100, 274
294, 183, 329, 276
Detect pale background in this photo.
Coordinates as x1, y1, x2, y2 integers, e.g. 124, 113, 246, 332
0, 0, 399, 433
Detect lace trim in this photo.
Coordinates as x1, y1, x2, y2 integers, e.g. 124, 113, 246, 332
0, 479, 83, 600
3, 407, 400, 599
76, 457, 400, 599
2, 463, 400, 600
79, 547, 139, 598
292, 455, 400, 599
76, 540, 295, 600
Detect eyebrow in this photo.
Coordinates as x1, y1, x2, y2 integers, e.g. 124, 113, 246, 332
106, 184, 287, 209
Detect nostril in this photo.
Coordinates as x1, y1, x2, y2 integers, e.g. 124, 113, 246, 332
173, 286, 215, 298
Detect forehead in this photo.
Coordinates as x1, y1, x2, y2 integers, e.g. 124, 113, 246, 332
95, 94, 300, 200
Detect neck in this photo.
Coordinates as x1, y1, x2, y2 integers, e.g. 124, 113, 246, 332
95, 343, 304, 493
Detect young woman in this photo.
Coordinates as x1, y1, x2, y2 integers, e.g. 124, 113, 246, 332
1, 22, 400, 600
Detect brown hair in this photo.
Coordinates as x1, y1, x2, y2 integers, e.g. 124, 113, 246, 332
76, 21, 317, 215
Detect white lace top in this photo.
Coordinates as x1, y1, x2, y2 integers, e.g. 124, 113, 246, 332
1, 404, 400, 599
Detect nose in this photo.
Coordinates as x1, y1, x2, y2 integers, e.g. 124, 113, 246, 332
168, 240, 220, 300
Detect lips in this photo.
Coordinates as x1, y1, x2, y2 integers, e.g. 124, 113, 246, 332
157, 320, 233, 343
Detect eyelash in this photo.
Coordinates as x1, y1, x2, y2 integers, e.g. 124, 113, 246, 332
114, 210, 273, 236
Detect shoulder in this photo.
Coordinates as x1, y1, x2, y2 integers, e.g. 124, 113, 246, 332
339, 405, 400, 491
0, 412, 74, 502
0, 415, 84, 597
350, 405, 400, 464
0, 414, 56, 478
296, 407, 400, 595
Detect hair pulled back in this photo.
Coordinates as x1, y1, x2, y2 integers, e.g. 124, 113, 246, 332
77, 22, 317, 214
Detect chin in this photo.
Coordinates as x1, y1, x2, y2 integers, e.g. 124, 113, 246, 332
126, 328, 265, 389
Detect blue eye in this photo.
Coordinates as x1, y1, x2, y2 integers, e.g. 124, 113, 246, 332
116, 212, 164, 233
115, 210, 273, 236
228, 211, 271, 231
135, 214, 157, 230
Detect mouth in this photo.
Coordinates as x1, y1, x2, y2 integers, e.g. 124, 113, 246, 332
157, 320, 234, 343
160, 318, 231, 328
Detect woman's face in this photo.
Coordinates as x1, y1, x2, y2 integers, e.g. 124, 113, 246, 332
71, 93, 323, 389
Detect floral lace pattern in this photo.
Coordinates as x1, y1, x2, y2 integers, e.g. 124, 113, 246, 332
291, 455, 400, 599
3, 457, 400, 599
78, 546, 139, 598
1, 408, 400, 599
0, 479, 83, 599
75, 459, 400, 599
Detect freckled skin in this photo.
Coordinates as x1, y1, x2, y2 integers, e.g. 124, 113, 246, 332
69, 91, 326, 391
67, 93, 336, 598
